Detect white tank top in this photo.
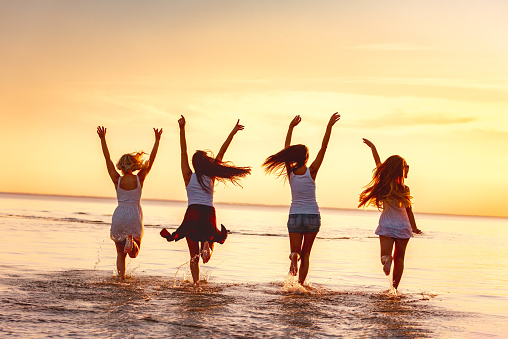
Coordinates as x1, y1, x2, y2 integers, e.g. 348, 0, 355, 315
289, 168, 319, 214
186, 173, 213, 207
116, 175, 142, 206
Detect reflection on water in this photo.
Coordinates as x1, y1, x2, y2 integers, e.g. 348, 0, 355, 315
1, 194, 508, 337
0, 269, 482, 338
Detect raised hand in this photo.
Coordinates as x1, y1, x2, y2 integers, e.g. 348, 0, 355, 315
362, 138, 381, 166
154, 128, 163, 140
97, 126, 107, 139
289, 115, 302, 128
178, 115, 186, 129
232, 119, 245, 134
216, 119, 244, 162
328, 112, 341, 127
362, 138, 376, 149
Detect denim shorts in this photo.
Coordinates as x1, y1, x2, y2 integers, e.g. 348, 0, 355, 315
287, 214, 321, 233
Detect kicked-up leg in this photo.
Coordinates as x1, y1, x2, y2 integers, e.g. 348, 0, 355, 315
201, 241, 214, 264
288, 233, 303, 276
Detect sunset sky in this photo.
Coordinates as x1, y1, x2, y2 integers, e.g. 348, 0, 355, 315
1, 0, 507, 217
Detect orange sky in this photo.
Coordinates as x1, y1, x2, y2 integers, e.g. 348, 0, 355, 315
1, 1, 507, 217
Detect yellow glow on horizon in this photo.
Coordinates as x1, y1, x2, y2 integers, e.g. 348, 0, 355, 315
1, 1, 507, 217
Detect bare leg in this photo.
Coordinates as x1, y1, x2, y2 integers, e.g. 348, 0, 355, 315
128, 239, 141, 258
298, 232, 318, 285
200, 241, 214, 264
288, 233, 303, 276
392, 238, 410, 289
114, 241, 128, 279
186, 237, 200, 284
379, 236, 395, 275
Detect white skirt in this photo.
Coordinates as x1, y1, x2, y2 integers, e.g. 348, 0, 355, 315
110, 204, 143, 242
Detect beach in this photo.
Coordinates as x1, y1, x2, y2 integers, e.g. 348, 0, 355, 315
1, 192, 507, 337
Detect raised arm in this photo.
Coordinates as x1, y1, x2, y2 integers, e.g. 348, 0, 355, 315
362, 138, 381, 167
215, 119, 244, 162
138, 128, 163, 184
309, 113, 340, 179
178, 115, 192, 186
284, 115, 301, 148
97, 126, 120, 186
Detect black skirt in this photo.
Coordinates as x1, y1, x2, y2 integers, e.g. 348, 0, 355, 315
165, 204, 228, 243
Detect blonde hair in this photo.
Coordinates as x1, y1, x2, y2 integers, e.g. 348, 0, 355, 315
116, 152, 147, 174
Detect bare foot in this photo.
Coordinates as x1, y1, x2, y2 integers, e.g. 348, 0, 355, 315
289, 252, 300, 276
201, 242, 212, 264
128, 240, 140, 258
381, 255, 392, 276
123, 235, 133, 254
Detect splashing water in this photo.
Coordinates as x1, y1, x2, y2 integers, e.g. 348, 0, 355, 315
172, 247, 216, 287
93, 238, 109, 271
281, 274, 311, 294
385, 273, 401, 298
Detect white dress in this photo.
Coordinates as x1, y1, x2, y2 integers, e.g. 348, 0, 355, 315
110, 176, 144, 242
375, 199, 412, 239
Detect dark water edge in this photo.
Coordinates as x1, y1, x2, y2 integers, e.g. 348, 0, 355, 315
0, 270, 477, 338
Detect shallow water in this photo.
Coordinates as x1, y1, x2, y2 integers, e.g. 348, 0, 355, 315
1, 270, 467, 338
1, 193, 507, 337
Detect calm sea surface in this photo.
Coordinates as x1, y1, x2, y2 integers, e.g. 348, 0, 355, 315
1, 192, 507, 338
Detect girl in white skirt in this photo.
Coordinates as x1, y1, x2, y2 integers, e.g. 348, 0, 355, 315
359, 138, 421, 290
97, 126, 162, 279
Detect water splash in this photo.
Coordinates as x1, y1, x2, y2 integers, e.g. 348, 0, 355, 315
173, 247, 215, 287
126, 264, 140, 278
281, 274, 311, 294
93, 238, 109, 271
385, 273, 400, 298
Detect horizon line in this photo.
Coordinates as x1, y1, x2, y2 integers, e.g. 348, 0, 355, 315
0, 191, 507, 220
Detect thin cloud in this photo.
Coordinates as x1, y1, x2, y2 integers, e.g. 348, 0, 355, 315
348, 43, 433, 51
345, 77, 508, 91
357, 112, 476, 128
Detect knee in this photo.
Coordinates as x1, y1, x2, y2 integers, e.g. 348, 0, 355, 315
393, 252, 405, 262
300, 251, 311, 261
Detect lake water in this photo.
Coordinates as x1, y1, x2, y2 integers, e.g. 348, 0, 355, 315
1, 192, 507, 337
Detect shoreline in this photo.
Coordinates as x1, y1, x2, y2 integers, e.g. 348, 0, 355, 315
1, 190, 507, 220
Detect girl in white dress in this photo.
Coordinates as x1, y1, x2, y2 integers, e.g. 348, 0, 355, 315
262, 113, 340, 285
97, 126, 162, 279
359, 138, 421, 290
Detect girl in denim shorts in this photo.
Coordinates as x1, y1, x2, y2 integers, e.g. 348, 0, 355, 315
263, 113, 340, 285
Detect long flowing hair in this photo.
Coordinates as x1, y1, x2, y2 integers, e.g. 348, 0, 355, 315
192, 150, 251, 192
262, 144, 309, 180
116, 152, 147, 174
358, 155, 412, 209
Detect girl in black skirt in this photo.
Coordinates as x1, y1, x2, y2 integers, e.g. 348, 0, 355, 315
161, 115, 250, 285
